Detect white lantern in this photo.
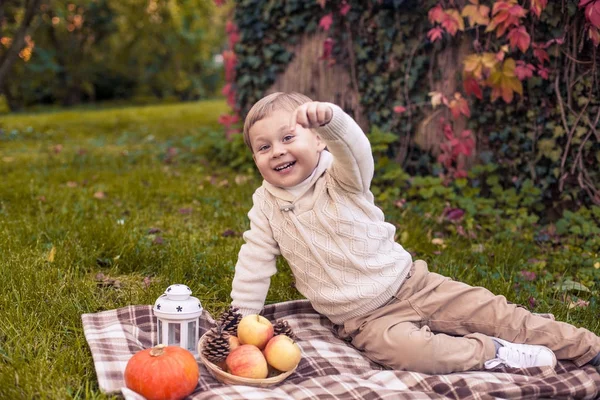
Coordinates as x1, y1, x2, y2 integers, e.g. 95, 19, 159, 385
153, 284, 203, 355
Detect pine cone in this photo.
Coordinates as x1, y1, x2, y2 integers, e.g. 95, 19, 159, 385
273, 319, 296, 340
216, 306, 242, 336
202, 326, 231, 363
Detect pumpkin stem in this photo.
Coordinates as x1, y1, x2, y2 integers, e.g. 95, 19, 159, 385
150, 344, 167, 357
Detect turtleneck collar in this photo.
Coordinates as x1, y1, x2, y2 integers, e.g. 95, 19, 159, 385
262, 150, 333, 201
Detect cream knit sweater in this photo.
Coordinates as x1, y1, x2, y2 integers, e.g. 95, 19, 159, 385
230, 104, 413, 324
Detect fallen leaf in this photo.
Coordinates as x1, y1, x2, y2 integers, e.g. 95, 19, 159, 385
400, 231, 409, 243
554, 279, 590, 293
93, 191, 106, 199
222, 229, 239, 237
66, 181, 78, 188
235, 175, 251, 185
520, 270, 537, 281
431, 238, 447, 248
471, 244, 485, 253
147, 227, 161, 234
567, 298, 590, 309
47, 246, 56, 262
528, 296, 537, 309
143, 276, 152, 289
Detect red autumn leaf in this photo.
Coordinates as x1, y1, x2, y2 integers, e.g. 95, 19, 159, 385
316, 0, 327, 8
463, 76, 483, 99
441, 9, 465, 36
486, 0, 527, 37
213, 0, 225, 6
393, 105, 407, 114
448, 93, 470, 119
514, 61, 535, 80
427, 27, 444, 42
583, 0, 600, 28
320, 37, 335, 60
530, 0, 548, 18
319, 13, 333, 31
507, 26, 531, 52
428, 4, 445, 24
340, 1, 351, 16
537, 65, 549, 79
532, 44, 550, 64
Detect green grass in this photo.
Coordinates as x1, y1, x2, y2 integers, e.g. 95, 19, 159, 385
1, 100, 599, 398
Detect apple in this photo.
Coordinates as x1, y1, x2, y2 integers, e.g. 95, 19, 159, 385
229, 335, 241, 351
237, 314, 274, 350
225, 344, 268, 379
263, 335, 301, 372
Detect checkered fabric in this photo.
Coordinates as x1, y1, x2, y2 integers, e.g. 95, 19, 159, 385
82, 300, 600, 399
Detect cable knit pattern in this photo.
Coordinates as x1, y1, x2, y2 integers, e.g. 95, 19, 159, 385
230, 104, 413, 324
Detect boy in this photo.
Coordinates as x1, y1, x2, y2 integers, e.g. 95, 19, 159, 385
230, 92, 600, 374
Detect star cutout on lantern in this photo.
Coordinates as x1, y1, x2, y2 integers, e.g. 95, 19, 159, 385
176, 306, 183, 312
156, 304, 161, 310
198, 303, 201, 308
167, 287, 172, 292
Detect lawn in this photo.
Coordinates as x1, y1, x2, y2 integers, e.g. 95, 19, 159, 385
1, 100, 599, 399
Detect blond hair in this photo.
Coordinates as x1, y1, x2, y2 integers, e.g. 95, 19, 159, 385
243, 92, 313, 151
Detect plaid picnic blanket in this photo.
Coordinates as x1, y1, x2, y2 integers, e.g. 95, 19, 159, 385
82, 300, 600, 399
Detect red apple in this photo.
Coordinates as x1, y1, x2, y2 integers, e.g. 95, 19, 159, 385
225, 344, 268, 379
263, 335, 301, 372
237, 314, 274, 350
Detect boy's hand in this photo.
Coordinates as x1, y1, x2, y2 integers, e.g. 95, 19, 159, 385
290, 102, 333, 132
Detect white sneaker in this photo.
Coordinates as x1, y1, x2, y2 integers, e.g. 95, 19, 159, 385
484, 337, 557, 369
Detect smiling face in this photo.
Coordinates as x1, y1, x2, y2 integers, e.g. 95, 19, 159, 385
249, 109, 326, 188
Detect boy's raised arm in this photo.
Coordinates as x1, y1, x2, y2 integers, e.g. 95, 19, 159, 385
230, 192, 280, 316
315, 104, 374, 193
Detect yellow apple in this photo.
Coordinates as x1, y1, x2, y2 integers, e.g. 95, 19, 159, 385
237, 314, 274, 350
225, 344, 268, 379
263, 335, 301, 372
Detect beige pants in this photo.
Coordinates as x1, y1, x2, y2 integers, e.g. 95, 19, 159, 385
337, 260, 600, 374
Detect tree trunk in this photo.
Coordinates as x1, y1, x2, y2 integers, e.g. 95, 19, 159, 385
1, 81, 21, 111
0, 0, 42, 89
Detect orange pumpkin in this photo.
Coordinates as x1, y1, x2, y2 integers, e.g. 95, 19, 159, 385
124, 344, 199, 400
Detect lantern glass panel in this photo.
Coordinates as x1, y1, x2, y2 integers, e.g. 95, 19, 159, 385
168, 323, 180, 345
187, 321, 196, 351
158, 319, 162, 343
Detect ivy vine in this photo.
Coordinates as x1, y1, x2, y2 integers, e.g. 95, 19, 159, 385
217, 0, 599, 211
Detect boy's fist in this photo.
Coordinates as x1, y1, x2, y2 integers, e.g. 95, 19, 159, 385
290, 102, 333, 132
